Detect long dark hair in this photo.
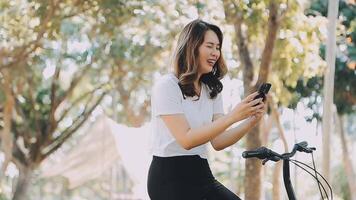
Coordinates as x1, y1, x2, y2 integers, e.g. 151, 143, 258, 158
172, 19, 227, 99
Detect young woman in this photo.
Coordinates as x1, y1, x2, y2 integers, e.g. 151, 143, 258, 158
147, 19, 266, 200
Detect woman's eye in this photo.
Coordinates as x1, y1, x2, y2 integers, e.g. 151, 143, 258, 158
206, 45, 220, 50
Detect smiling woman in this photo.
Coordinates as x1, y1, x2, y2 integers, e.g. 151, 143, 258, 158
198, 30, 221, 73
147, 19, 267, 200
172, 19, 227, 100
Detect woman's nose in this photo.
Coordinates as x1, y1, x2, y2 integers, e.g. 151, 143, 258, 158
211, 49, 219, 58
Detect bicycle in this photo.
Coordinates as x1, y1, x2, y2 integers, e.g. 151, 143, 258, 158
242, 141, 333, 200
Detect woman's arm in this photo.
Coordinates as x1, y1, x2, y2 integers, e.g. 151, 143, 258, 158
210, 103, 266, 151
161, 113, 235, 150
160, 92, 264, 150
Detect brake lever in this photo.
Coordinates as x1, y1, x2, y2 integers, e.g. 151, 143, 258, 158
296, 142, 316, 153
262, 159, 269, 165
262, 156, 280, 165
298, 145, 316, 153
307, 147, 316, 153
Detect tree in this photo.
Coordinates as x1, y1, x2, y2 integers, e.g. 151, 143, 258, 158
0, 1, 147, 199
0, 0, 199, 198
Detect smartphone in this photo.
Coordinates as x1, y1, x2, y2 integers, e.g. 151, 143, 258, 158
253, 83, 272, 102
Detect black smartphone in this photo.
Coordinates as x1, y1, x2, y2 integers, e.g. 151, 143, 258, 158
253, 83, 272, 102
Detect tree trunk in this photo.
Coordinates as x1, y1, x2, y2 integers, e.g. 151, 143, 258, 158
272, 161, 283, 200
336, 114, 356, 200
245, 1, 281, 198
260, 112, 273, 199
12, 165, 33, 200
0, 69, 14, 176
233, 9, 261, 200
322, 0, 339, 184
270, 100, 289, 200
245, 126, 262, 200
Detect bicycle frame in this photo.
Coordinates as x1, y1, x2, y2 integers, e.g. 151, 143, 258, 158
283, 159, 296, 200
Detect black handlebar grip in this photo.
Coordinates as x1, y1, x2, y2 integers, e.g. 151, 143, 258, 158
242, 147, 269, 159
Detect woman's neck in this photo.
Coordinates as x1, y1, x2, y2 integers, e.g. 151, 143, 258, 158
194, 79, 201, 96
195, 72, 202, 86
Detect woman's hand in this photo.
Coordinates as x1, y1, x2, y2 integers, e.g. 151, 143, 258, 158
228, 92, 265, 123
248, 98, 267, 125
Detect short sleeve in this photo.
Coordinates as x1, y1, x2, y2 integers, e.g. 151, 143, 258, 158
151, 77, 184, 116
213, 93, 224, 114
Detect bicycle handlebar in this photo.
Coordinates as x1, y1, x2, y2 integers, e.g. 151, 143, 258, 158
241, 141, 331, 200
242, 141, 315, 162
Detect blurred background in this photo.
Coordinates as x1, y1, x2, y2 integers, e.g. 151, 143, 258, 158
0, 0, 355, 199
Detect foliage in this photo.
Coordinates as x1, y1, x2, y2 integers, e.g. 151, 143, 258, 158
0, 0, 155, 199
287, 0, 356, 122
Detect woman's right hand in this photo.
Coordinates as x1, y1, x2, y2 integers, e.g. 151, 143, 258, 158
228, 92, 265, 123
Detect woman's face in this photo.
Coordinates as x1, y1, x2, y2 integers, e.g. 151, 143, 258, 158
198, 30, 221, 75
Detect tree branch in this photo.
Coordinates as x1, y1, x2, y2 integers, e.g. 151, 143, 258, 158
47, 66, 61, 135
61, 6, 93, 20
12, 138, 29, 167
223, 0, 254, 93
54, 63, 93, 110
56, 81, 110, 126
234, 21, 255, 93
20, 72, 43, 143
12, 99, 33, 149
222, 0, 238, 24
41, 91, 107, 160
256, 0, 281, 86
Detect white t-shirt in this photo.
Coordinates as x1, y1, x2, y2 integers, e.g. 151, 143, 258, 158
149, 73, 224, 159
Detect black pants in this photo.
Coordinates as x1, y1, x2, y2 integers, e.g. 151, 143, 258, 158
147, 155, 241, 200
